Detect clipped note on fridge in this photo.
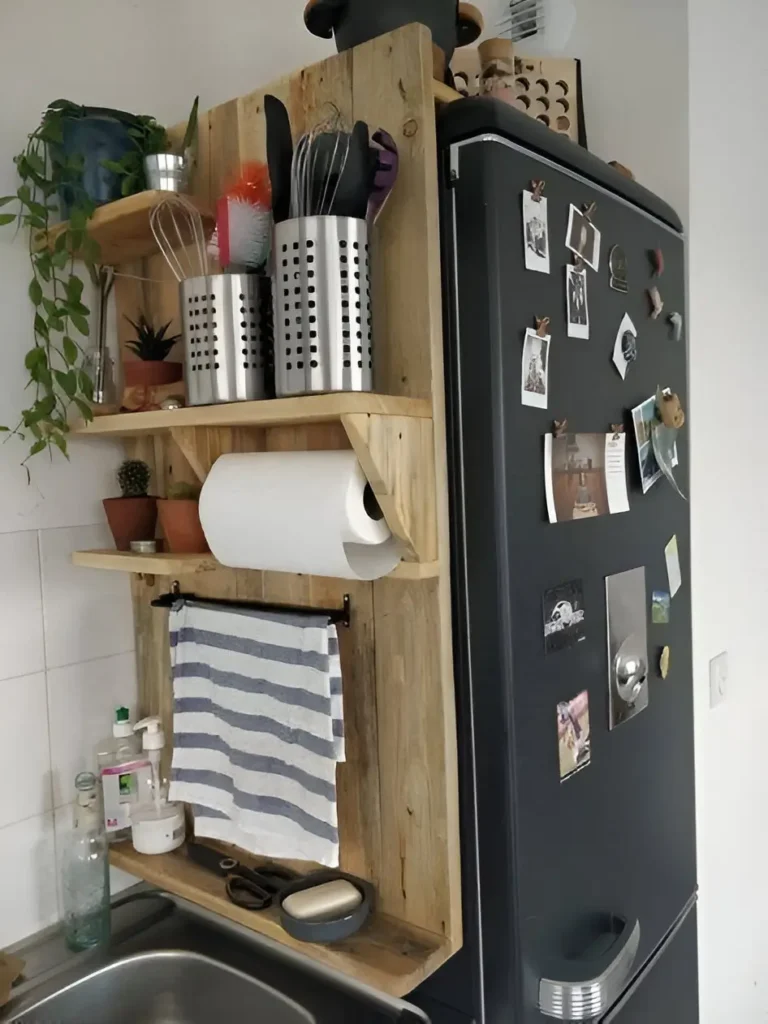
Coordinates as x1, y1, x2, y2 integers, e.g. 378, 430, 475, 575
665, 535, 682, 597
544, 432, 630, 523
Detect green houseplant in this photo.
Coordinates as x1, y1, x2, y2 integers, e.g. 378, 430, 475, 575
124, 314, 182, 388
158, 481, 209, 554
103, 460, 157, 551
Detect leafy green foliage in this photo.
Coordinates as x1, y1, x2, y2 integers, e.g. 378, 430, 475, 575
124, 314, 181, 362
117, 459, 151, 498
0, 100, 103, 465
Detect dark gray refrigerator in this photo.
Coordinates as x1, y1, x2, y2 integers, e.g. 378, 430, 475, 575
413, 99, 698, 1024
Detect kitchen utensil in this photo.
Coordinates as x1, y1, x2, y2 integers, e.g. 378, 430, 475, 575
264, 94, 294, 224
368, 128, 399, 224
186, 842, 296, 911
332, 120, 371, 219
209, 162, 272, 271
150, 194, 209, 283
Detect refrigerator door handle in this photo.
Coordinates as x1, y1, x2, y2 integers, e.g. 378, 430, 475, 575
538, 916, 641, 1021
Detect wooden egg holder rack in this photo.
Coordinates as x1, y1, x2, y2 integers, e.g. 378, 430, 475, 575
64, 25, 461, 998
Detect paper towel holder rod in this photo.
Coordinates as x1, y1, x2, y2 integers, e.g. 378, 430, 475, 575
151, 580, 351, 628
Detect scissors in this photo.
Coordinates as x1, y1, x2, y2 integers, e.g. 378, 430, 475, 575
187, 842, 296, 911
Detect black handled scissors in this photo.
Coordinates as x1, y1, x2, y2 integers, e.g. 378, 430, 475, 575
187, 842, 296, 911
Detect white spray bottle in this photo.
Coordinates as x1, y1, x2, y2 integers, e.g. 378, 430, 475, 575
130, 716, 185, 855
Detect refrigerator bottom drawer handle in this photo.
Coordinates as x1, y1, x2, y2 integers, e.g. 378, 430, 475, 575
538, 917, 641, 1021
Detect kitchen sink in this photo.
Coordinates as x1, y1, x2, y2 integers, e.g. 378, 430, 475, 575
1, 888, 428, 1024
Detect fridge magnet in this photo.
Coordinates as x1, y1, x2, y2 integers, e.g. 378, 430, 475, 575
631, 395, 678, 494
557, 690, 591, 782
606, 566, 649, 730
659, 646, 671, 680
612, 313, 638, 380
553, 419, 568, 439
543, 579, 587, 654
648, 286, 664, 320
521, 327, 550, 409
566, 264, 589, 339
544, 431, 630, 523
665, 535, 682, 598
652, 590, 671, 624
649, 248, 665, 277
668, 312, 684, 342
609, 244, 628, 293
522, 187, 550, 274
565, 203, 601, 272
651, 388, 687, 500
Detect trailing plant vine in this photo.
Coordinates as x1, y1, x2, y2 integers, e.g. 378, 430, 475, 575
0, 100, 101, 466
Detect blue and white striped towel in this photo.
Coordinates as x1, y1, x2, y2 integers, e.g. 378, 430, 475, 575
167, 600, 344, 867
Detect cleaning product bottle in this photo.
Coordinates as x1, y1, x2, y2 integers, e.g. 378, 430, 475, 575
131, 716, 186, 855
61, 771, 110, 951
97, 706, 153, 843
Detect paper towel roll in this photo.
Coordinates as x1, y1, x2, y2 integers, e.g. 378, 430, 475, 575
199, 450, 402, 581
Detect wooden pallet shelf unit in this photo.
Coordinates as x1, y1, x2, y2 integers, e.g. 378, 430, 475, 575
70, 25, 460, 999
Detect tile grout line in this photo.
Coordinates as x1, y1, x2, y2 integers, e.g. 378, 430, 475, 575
37, 527, 60, 920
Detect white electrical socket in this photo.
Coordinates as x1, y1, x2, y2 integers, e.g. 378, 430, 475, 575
709, 652, 728, 708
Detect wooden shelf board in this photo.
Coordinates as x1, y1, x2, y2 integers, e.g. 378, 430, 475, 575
73, 393, 432, 438
110, 843, 453, 997
72, 549, 218, 575
35, 190, 213, 265
432, 80, 463, 105
73, 548, 438, 581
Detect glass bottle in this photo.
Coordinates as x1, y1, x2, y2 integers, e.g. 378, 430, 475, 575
61, 771, 110, 951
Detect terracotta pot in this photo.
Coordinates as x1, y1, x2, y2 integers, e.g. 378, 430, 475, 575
103, 497, 158, 551
124, 361, 183, 388
158, 499, 209, 554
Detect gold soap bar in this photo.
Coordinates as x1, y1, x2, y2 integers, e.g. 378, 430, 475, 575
282, 879, 363, 922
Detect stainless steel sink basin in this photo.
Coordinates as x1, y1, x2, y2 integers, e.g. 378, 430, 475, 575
1, 887, 428, 1024
12, 949, 313, 1024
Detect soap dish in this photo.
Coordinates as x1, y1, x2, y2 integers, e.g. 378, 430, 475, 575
278, 870, 374, 943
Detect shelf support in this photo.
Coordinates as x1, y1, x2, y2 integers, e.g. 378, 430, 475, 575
341, 413, 437, 564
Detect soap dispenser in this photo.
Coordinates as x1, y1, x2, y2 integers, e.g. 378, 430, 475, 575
130, 716, 186, 855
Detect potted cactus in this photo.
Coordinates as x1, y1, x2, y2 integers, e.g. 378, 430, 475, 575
158, 481, 209, 554
124, 314, 183, 388
103, 460, 157, 551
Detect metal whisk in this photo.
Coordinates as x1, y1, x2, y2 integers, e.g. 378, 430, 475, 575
150, 194, 210, 282
290, 108, 352, 219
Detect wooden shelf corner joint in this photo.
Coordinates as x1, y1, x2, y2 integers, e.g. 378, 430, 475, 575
342, 413, 437, 564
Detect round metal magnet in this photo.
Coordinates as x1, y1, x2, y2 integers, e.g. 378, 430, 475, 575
609, 245, 628, 293
659, 646, 671, 680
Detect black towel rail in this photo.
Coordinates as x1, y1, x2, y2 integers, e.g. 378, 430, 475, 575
151, 580, 351, 628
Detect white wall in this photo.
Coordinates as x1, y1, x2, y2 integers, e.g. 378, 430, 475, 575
0, 0, 332, 949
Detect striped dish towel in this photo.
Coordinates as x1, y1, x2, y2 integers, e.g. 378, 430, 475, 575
168, 600, 344, 867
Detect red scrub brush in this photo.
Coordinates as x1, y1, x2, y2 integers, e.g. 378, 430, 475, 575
209, 162, 272, 271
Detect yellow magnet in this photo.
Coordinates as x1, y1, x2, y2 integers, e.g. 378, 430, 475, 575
659, 646, 671, 680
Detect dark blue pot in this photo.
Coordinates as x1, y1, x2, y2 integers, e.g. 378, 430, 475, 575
55, 111, 137, 217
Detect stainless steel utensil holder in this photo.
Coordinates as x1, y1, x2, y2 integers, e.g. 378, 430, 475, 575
181, 274, 272, 406
274, 217, 372, 397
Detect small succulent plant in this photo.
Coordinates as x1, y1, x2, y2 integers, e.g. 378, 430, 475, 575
124, 314, 181, 362
167, 481, 201, 501
118, 460, 151, 498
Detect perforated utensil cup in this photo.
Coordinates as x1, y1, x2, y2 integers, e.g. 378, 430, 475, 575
181, 274, 273, 406
274, 217, 372, 396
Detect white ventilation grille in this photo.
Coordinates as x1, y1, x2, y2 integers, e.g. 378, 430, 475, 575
499, 0, 546, 42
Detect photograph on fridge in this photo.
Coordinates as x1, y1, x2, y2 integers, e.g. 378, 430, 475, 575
612, 313, 638, 380
565, 203, 601, 271
652, 590, 671, 624
521, 328, 550, 409
632, 395, 678, 494
557, 689, 591, 782
522, 190, 550, 274
566, 264, 589, 339
544, 432, 630, 523
543, 579, 587, 654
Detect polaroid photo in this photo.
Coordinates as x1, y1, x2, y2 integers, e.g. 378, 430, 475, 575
544, 431, 630, 523
652, 590, 671, 624
557, 690, 591, 782
521, 328, 550, 409
665, 535, 682, 597
612, 313, 638, 380
632, 396, 678, 494
566, 264, 589, 340
565, 204, 601, 272
522, 190, 550, 274
543, 579, 587, 654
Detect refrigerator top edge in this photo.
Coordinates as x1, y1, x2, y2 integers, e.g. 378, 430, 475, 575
437, 97, 683, 236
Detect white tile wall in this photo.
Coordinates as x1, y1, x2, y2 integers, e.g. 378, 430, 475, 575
0, 672, 51, 829
39, 525, 134, 669
0, 814, 58, 949
0, 531, 45, 682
